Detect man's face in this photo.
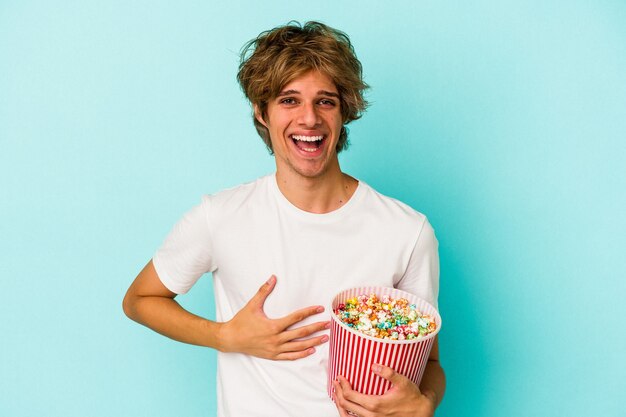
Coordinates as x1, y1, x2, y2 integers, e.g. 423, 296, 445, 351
256, 70, 343, 180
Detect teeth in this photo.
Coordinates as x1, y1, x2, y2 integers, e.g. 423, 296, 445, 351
292, 135, 323, 142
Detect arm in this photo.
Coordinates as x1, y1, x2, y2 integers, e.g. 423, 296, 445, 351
123, 260, 330, 359
333, 336, 445, 417
418, 337, 446, 408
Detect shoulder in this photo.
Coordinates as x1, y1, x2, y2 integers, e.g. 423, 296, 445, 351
359, 181, 429, 228
202, 174, 273, 212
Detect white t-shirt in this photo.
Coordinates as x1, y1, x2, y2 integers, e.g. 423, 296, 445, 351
153, 173, 439, 417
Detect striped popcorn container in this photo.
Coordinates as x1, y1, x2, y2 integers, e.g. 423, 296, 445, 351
327, 286, 441, 398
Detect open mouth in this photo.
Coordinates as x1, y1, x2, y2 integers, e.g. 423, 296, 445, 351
291, 134, 325, 153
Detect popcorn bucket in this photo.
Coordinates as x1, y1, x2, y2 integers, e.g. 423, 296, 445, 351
327, 286, 441, 398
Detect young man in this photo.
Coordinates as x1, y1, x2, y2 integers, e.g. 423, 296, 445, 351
123, 21, 445, 417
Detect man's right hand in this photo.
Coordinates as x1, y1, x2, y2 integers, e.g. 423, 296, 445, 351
217, 275, 330, 360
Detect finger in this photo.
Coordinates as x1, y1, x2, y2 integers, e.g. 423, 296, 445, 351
273, 346, 317, 361
276, 304, 325, 329
335, 405, 350, 417
337, 376, 378, 412
334, 378, 371, 417
280, 334, 329, 352
278, 320, 330, 343
248, 275, 277, 311
332, 380, 351, 417
371, 363, 409, 388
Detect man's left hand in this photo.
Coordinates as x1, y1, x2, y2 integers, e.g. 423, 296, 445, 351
333, 363, 437, 417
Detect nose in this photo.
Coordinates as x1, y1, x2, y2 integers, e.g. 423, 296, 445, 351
297, 102, 321, 127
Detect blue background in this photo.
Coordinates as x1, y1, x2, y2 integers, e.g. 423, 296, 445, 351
1, 1, 625, 416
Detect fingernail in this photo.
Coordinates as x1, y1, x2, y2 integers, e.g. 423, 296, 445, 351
324, 321, 331, 329
308, 347, 315, 354
316, 306, 324, 313
321, 335, 329, 342
372, 364, 382, 373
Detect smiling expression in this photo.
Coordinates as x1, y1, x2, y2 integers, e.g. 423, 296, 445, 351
255, 70, 344, 180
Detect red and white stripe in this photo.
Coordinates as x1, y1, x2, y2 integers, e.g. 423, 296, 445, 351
327, 286, 441, 398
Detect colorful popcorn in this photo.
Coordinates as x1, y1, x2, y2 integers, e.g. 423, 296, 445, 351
334, 293, 437, 340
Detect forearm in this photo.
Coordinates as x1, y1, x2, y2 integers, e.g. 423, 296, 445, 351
419, 359, 446, 409
124, 294, 224, 350
123, 267, 329, 360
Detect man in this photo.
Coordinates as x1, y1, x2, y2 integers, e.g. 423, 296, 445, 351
123, 21, 445, 417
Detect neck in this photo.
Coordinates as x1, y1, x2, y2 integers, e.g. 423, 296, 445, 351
275, 165, 358, 214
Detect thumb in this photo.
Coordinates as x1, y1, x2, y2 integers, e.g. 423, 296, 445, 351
249, 275, 276, 312
371, 363, 412, 389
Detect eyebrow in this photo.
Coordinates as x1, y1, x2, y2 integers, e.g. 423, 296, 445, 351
277, 89, 340, 98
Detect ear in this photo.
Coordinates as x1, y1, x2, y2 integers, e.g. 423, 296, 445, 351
253, 104, 268, 128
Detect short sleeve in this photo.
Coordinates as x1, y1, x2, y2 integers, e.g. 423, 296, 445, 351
152, 195, 217, 294
396, 218, 440, 309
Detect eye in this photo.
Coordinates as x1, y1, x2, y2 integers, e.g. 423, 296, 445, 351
319, 99, 336, 107
279, 97, 297, 105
